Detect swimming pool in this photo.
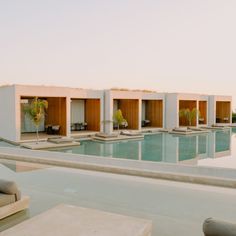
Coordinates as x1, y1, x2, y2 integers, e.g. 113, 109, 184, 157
52, 128, 236, 167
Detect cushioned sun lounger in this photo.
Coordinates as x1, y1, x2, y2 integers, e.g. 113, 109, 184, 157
47, 137, 74, 144
172, 127, 192, 133
0, 179, 30, 219
95, 133, 118, 138
120, 130, 143, 136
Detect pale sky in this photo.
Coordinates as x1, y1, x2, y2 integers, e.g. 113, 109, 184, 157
0, 0, 236, 109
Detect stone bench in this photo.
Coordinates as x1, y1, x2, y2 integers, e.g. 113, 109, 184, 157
1, 204, 152, 236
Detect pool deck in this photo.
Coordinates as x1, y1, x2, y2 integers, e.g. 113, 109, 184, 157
1, 162, 236, 236
168, 130, 210, 135
92, 134, 144, 142
1, 147, 236, 188
20, 141, 80, 150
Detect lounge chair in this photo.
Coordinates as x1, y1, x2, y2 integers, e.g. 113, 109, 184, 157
223, 117, 229, 123
47, 137, 74, 144
120, 130, 142, 136
0, 179, 30, 219
72, 122, 87, 131
203, 217, 236, 236
46, 125, 61, 134
172, 127, 192, 133
141, 120, 150, 127
199, 117, 205, 124
188, 127, 206, 131
52, 125, 60, 134
95, 132, 118, 138
114, 121, 128, 129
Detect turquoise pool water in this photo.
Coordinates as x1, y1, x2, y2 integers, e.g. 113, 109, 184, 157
53, 128, 236, 166
0, 140, 18, 148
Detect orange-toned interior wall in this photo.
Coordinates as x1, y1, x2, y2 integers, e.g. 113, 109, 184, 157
216, 101, 231, 123
145, 100, 163, 127
118, 99, 139, 129
85, 99, 101, 131
46, 97, 67, 135
179, 100, 197, 126
199, 101, 207, 125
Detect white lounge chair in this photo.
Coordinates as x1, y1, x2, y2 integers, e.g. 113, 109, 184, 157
120, 130, 142, 136
95, 132, 118, 138
172, 127, 192, 133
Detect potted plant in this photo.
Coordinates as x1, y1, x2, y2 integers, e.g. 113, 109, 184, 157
24, 97, 48, 143
113, 109, 128, 131
179, 108, 200, 127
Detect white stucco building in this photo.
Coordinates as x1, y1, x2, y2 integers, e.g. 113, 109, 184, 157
104, 89, 165, 134
0, 85, 104, 142
165, 93, 232, 129
0, 85, 232, 143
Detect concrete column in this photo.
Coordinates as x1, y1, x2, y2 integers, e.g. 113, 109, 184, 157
165, 94, 178, 129
15, 94, 21, 142
66, 97, 71, 137
138, 99, 142, 130
196, 100, 199, 127
104, 90, 113, 134
176, 98, 179, 128
162, 98, 165, 128
208, 96, 215, 126
100, 95, 104, 132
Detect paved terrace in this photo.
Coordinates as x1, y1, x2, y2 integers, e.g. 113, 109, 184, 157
0, 161, 236, 236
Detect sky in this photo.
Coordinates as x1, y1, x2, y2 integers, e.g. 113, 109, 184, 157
0, 0, 236, 109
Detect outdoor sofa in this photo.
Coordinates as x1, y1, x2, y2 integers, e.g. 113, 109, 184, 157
0, 179, 30, 219
203, 217, 236, 236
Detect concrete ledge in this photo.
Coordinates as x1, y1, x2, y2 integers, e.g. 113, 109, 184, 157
92, 134, 144, 142
169, 130, 210, 135
1, 149, 236, 188
20, 141, 80, 150
0, 196, 30, 220
1, 204, 152, 236
203, 126, 231, 130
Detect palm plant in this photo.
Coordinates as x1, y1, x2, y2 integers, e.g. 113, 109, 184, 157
179, 108, 200, 126
113, 109, 128, 131
24, 97, 48, 143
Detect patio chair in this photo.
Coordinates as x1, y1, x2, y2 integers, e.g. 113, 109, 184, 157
198, 117, 205, 124
45, 124, 53, 134
0, 179, 30, 219
52, 125, 60, 135
142, 120, 150, 127
203, 217, 236, 236
79, 122, 87, 131
120, 121, 128, 129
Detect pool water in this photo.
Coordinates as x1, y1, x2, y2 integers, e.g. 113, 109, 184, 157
0, 140, 18, 148
53, 128, 236, 167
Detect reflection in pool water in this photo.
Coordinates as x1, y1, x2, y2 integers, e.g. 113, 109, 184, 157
52, 129, 235, 166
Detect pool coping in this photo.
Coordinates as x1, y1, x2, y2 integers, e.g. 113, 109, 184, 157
1, 147, 236, 188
